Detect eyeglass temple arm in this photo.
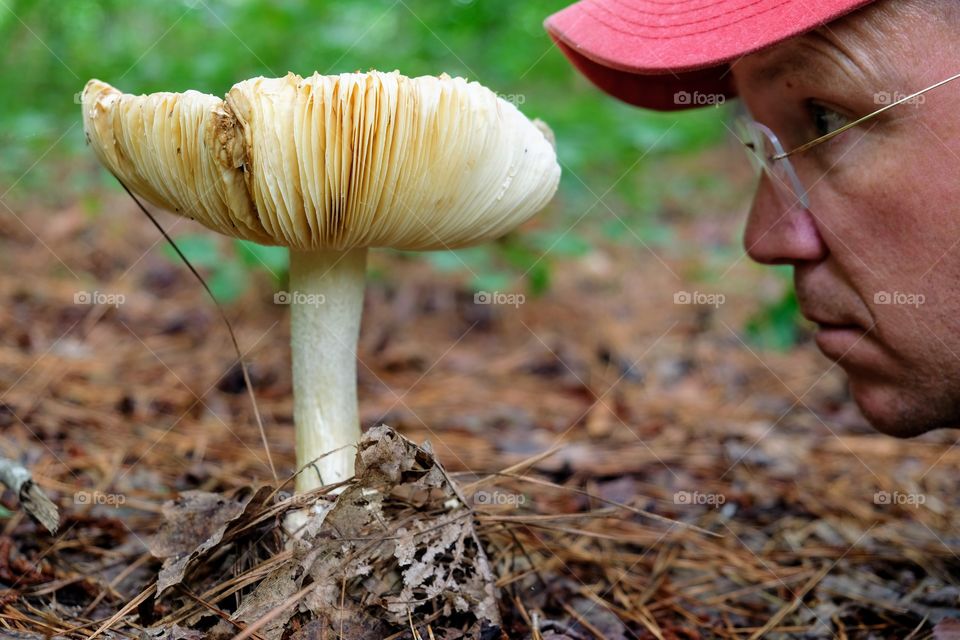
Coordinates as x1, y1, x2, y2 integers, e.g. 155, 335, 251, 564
773, 70, 960, 160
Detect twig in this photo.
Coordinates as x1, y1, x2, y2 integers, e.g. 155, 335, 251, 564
117, 180, 277, 484
0, 458, 58, 534
88, 584, 156, 640
561, 601, 609, 640
81, 551, 152, 616
747, 564, 830, 640
179, 586, 267, 640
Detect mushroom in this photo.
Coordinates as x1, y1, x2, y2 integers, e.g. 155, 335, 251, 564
81, 71, 560, 493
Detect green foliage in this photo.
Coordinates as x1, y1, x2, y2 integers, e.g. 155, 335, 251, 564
600, 217, 676, 249
161, 235, 220, 270
423, 228, 591, 297
161, 234, 286, 303
235, 240, 288, 281
2, 0, 798, 338
2, 0, 731, 202
745, 269, 806, 351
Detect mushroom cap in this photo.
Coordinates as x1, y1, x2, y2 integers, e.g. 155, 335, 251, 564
81, 71, 560, 251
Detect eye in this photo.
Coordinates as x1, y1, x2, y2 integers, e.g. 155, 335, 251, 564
808, 101, 850, 137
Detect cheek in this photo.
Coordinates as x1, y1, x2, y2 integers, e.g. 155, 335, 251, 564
819, 36, 960, 434
865, 147, 960, 323
815, 130, 960, 296
808, 131, 960, 366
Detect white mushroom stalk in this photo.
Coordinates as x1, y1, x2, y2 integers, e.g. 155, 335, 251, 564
289, 246, 367, 489
81, 71, 560, 493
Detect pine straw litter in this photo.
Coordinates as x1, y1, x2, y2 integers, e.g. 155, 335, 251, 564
0, 195, 958, 638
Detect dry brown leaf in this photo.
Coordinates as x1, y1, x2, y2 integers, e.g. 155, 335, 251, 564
149, 486, 272, 594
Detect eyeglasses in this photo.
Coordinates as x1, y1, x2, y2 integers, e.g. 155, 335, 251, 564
736, 70, 960, 210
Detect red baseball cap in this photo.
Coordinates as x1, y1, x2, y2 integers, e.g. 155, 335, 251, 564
544, 0, 875, 111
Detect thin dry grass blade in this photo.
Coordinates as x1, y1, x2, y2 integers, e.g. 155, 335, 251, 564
747, 564, 831, 640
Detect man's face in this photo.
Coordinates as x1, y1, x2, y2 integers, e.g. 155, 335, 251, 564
732, 1, 960, 437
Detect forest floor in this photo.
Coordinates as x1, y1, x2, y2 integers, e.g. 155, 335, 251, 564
0, 177, 958, 639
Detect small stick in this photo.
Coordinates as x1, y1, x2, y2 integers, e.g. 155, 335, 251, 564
0, 458, 58, 534
747, 564, 830, 640
561, 602, 609, 640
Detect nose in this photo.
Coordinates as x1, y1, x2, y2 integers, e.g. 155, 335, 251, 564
743, 174, 828, 265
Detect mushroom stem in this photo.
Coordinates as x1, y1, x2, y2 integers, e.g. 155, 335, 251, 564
289, 246, 368, 493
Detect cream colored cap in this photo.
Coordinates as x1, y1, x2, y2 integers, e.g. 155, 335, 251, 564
81, 71, 560, 251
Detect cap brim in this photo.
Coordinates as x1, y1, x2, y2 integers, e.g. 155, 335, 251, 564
545, 0, 875, 111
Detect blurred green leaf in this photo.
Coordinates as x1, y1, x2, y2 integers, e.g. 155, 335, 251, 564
498, 237, 551, 296
235, 240, 288, 280
471, 271, 512, 294
162, 234, 220, 269
80, 193, 102, 218
5, 0, 744, 303
745, 286, 804, 351
601, 218, 675, 248
425, 249, 485, 273
530, 230, 591, 258
207, 259, 248, 304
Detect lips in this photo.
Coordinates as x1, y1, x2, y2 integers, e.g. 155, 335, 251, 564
803, 308, 870, 349
800, 311, 864, 332
799, 304, 883, 368
812, 320, 863, 331
794, 272, 880, 364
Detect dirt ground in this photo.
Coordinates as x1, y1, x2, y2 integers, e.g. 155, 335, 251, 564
0, 174, 958, 638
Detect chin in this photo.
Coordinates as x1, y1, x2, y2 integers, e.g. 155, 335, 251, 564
848, 377, 948, 438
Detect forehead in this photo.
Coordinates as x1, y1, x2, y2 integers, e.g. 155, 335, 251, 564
731, 4, 913, 91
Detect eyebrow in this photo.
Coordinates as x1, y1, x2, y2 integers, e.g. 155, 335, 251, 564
735, 2, 921, 102
739, 35, 877, 96
751, 56, 816, 86
733, 39, 820, 91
